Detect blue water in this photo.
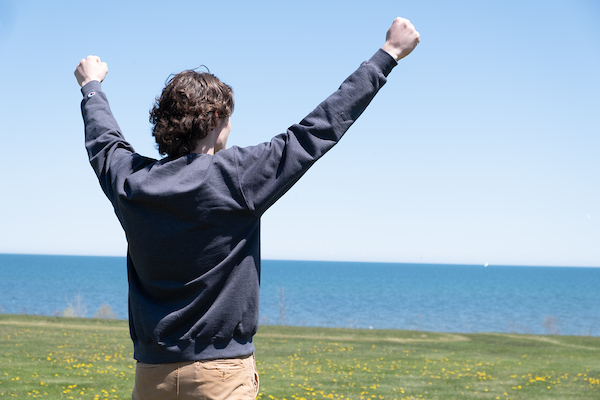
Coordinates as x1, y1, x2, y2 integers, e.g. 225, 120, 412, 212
1, 254, 599, 336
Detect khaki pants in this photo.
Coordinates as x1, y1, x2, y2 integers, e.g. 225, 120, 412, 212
132, 354, 259, 400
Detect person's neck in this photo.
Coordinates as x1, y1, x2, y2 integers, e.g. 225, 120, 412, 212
191, 141, 216, 155
191, 129, 219, 155
191, 118, 229, 155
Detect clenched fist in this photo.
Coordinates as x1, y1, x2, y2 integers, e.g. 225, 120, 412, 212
382, 17, 420, 61
74, 55, 108, 87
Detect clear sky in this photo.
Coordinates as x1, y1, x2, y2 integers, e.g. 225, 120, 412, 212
0, 0, 598, 267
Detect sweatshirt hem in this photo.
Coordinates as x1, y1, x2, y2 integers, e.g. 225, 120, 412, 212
134, 337, 255, 364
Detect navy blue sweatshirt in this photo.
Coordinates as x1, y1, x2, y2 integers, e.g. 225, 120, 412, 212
80, 49, 397, 363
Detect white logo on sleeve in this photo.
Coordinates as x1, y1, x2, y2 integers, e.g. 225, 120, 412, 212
87, 91, 96, 98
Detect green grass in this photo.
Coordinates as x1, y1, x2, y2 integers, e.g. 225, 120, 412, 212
1, 315, 599, 399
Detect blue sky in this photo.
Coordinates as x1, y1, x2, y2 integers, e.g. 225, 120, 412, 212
0, 0, 598, 266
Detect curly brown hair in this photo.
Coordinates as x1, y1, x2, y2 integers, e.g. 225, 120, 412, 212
150, 70, 234, 158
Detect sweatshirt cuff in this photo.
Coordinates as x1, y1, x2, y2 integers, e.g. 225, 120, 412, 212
81, 80, 102, 97
370, 48, 397, 77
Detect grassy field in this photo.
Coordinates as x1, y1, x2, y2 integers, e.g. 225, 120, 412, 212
0, 315, 598, 399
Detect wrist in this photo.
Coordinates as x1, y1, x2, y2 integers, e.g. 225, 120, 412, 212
80, 80, 101, 97
79, 78, 101, 87
381, 43, 400, 61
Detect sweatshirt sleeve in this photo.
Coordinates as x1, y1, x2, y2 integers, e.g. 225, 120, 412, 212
80, 81, 136, 201
234, 49, 397, 216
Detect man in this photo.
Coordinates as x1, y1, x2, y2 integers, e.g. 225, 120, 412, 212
75, 17, 419, 400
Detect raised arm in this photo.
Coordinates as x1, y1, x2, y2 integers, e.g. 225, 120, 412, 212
76, 56, 140, 202
234, 17, 420, 216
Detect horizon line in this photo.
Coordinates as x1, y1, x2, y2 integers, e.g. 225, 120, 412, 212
1, 252, 599, 269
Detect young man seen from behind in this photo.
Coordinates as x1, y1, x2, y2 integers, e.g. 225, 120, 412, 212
75, 17, 420, 400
